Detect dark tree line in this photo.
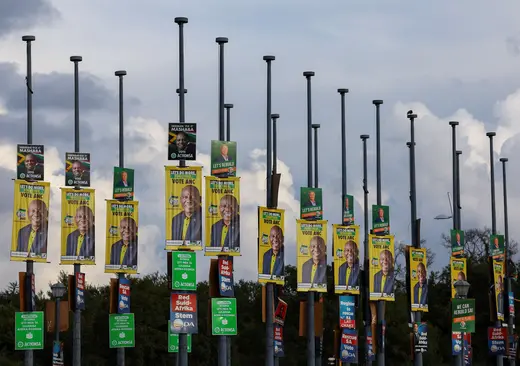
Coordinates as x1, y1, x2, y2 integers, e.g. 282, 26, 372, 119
0, 227, 519, 365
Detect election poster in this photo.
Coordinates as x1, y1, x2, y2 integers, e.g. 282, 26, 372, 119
296, 219, 328, 292
113, 167, 134, 200
333, 224, 360, 295
490, 234, 505, 259
211, 140, 237, 178
10, 180, 51, 262
300, 187, 323, 220
204, 176, 241, 256
65, 152, 91, 187
340, 329, 358, 363
493, 258, 505, 321
165, 166, 203, 251
372, 205, 390, 235
17, 144, 44, 181
488, 327, 507, 356
451, 229, 464, 258
339, 295, 356, 329
409, 247, 428, 312
105, 200, 139, 274
60, 188, 96, 265
368, 234, 395, 301
258, 206, 285, 285
170, 293, 198, 334
450, 257, 467, 298
168, 123, 197, 161
413, 322, 428, 354
343, 194, 354, 226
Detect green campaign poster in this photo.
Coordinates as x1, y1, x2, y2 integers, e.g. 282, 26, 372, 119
452, 299, 475, 333
211, 140, 237, 178
450, 229, 464, 258
172, 251, 197, 291
372, 205, 390, 235
490, 234, 505, 259
211, 298, 238, 336
168, 323, 192, 353
113, 167, 135, 200
300, 187, 323, 220
343, 194, 355, 225
109, 313, 135, 348
15, 312, 44, 350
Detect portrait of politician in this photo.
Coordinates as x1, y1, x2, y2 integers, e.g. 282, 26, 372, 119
375, 207, 386, 223
66, 160, 90, 183
496, 274, 504, 315
109, 217, 138, 267
65, 205, 95, 258
454, 231, 461, 247
338, 240, 360, 287
115, 170, 132, 188
16, 199, 48, 254
372, 249, 395, 294
493, 236, 500, 250
303, 190, 318, 208
413, 323, 420, 346
210, 194, 240, 249
262, 225, 284, 276
301, 236, 327, 285
19, 153, 43, 178
169, 131, 196, 159
213, 143, 233, 178
171, 185, 202, 242
413, 262, 428, 305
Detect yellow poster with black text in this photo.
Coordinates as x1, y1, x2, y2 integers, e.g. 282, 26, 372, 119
165, 166, 203, 251
60, 188, 96, 265
204, 176, 241, 256
296, 219, 328, 292
450, 257, 467, 298
409, 247, 428, 312
368, 234, 395, 301
333, 224, 360, 295
105, 200, 139, 274
258, 206, 285, 285
10, 180, 51, 263
493, 258, 505, 321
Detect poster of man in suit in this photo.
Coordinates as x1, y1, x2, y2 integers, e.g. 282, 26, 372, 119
450, 229, 465, 258
105, 200, 139, 274
65, 152, 91, 187
210, 140, 237, 178
165, 166, 203, 251
342, 194, 354, 226
490, 234, 505, 259
205, 176, 241, 256
257, 206, 285, 284
113, 167, 134, 200
450, 257, 467, 298
296, 219, 328, 292
300, 187, 323, 220
10, 180, 51, 262
493, 258, 505, 321
409, 247, 428, 312
17, 144, 44, 181
60, 188, 96, 265
333, 224, 360, 295
372, 204, 390, 235
369, 234, 395, 301
168, 123, 197, 161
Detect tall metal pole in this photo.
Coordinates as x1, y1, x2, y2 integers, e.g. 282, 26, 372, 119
303, 71, 315, 366
70, 55, 82, 366
372, 99, 385, 366
361, 134, 371, 366
225, 104, 234, 142
115, 70, 127, 366
55, 297, 61, 344
174, 17, 189, 366
449, 122, 459, 231
22, 34, 35, 366
272, 114, 279, 175
313, 125, 320, 189
456, 151, 462, 230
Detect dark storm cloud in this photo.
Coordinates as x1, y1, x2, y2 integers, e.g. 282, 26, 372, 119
0, 0, 58, 37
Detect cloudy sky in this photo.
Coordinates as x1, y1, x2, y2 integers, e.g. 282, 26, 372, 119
2, 0, 520, 292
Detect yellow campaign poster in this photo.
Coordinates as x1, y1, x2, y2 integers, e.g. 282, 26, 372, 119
10, 180, 51, 263
493, 258, 505, 321
204, 176, 241, 256
333, 224, 360, 295
409, 247, 428, 312
105, 200, 139, 274
165, 166, 203, 251
369, 234, 395, 301
296, 219, 328, 293
258, 206, 285, 285
450, 257, 467, 298
60, 188, 96, 265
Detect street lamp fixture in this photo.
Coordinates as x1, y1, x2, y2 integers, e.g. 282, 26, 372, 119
51, 283, 66, 299
454, 280, 471, 299
434, 214, 452, 220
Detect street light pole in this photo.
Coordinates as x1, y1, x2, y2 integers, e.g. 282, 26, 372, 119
456, 151, 462, 229
225, 104, 234, 142
361, 134, 371, 366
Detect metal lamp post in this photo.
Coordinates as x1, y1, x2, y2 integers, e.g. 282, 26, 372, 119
51, 283, 66, 343
454, 280, 471, 366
